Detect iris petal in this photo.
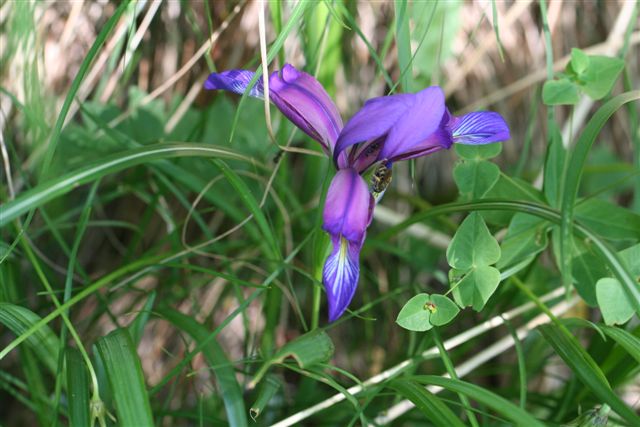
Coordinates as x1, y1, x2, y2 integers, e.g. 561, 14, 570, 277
269, 64, 343, 154
321, 168, 373, 321
322, 168, 373, 243
205, 65, 342, 155
334, 87, 446, 167
204, 69, 264, 98
323, 236, 362, 321
450, 111, 510, 145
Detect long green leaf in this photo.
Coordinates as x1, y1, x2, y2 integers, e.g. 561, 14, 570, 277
600, 325, 640, 365
157, 308, 248, 427
95, 328, 154, 426
0, 303, 60, 373
0, 143, 251, 227
388, 379, 465, 427
213, 159, 279, 259
538, 323, 640, 424
40, 1, 130, 178
559, 91, 640, 310
65, 347, 90, 427
408, 376, 546, 427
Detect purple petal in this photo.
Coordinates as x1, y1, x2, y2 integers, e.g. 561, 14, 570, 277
322, 168, 373, 321
323, 236, 362, 321
204, 69, 264, 98
382, 111, 452, 162
269, 64, 343, 154
334, 87, 446, 166
322, 168, 373, 244
450, 111, 510, 145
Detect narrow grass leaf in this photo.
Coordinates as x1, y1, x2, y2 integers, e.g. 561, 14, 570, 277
409, 376, 546, 427
559, 90, 640, 310
40, 0, 130, 178
212, 159, 280, 259
128, 291, 156, 345
538, 323, 640, 424
157, 308, 248, 427
95, 328, 154, 427
0, 303, 60, 373
395, 0, 413, 92
388, 379, 465, 427
600, 326, 640, 365
0, 143, 251, 227
65, 347, 90, 427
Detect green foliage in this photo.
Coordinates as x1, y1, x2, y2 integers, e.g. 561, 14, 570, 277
95, 329, 154, 427
2, 3, 639, 427
542, 48, 626, 105
396, 293, 459, 331
250, 330, 334, 388
446, 213, 502, 310
65, 348, 90, 427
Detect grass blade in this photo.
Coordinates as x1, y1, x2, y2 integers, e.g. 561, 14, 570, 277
0, 303, 60, 374
95, 328, 154, 426
409, 376, 546, 427
559, 90, 640, 310
39, 1, 130, 178
65, 347, 90, 427
600, 325, 640, 365
0, 143, 252, 227
538, 323, 640, 424
157, 308, 248, 427
388, 379, 465, 427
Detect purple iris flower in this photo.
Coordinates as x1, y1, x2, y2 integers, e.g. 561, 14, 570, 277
205, 64, 510, 321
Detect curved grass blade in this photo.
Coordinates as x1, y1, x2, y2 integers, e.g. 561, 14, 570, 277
538, 323, 640, 424
0, 303, 60, 373
600, 325, 640, 365
408, 375, 546, 427
559, 90, 640, 310
65, 347, 90, 427
40, 0, 130, 178
157, 308, 248, 427
388, 379, 465, 427
95, 328, 153, 427
212, 159, 279, 259
0, 143, 252, 227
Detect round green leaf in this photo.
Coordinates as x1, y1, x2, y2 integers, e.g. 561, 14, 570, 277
451, 265, 501, 311
396, 294, 433, 332
447, 212, 501, 270
596, 278, 634, 325
454, 143, 502, 160
570, 48, 590, 75
429, 295, 460, 326
542, 79, 580, 105
453, 160, 500, 200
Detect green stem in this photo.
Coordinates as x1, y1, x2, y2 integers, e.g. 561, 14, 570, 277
432, 328, 480, 427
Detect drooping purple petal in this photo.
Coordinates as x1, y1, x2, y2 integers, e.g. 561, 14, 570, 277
323, 236, 362, 321
321, 168, 373, 321
204, 69, 265, 98
450, 111, 510, 145
269, 64, 343, 154
334, 86, 446, 167
322, 168, 373, 243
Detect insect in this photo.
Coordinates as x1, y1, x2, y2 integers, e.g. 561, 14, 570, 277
371, 163, 392, 199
